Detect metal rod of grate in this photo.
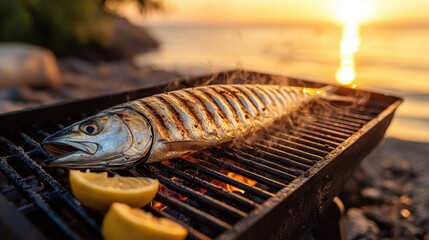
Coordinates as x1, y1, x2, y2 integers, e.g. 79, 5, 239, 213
0, 99, 381, 240
0, 135, 101, 239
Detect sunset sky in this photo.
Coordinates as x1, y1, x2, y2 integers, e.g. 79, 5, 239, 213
120, 0, 429, 25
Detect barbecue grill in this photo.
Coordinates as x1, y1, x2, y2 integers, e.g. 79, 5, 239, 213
0, 70, 402, 240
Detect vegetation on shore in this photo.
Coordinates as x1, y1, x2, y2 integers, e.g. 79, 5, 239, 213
0, 0, 162, 56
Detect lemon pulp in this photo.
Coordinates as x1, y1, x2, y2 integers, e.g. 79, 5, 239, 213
69, 170, 159, 211
102, 202, 187, 240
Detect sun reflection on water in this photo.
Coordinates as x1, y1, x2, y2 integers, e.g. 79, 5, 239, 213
335, 23, 360, 86
334, 0, 370, 87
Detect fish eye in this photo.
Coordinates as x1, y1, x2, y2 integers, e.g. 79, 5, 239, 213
79, 120, 102, 135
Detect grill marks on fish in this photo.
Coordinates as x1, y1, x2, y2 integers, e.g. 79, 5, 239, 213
257, 86, 280, 111
179, 90, 220, 139
160, 94, 202, 139
188, 89, 231, 138
270, 87, 287, 108
133, 100, 170, 140
154, 95, 189, 138
127, 85, 314, 148
289, 89, 300, 104
279, 88, 297, 107
230, 86, 260, 119
239, 87, 266, 116
249, 86, 276, 117
211, 86, 246, 133
167, 92, 204, 132
215, 86, 254, 133
198, 87, 241, 137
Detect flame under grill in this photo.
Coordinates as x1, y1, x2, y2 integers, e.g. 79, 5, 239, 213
0, 71, 402, 240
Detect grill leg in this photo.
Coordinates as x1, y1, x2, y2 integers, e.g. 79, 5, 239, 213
300, 197, 347, 240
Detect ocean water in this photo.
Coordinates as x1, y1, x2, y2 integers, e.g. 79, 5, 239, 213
137, 25, 429, 143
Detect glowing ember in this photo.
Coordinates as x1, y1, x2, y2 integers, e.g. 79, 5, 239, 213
211, 170, 257, 194
400, 209, 411, 218
153, 177, 188, 210
153, 201, 166, 210
226, 172, 257, 194
182, 155, 201, 164
162, 161, 175, 167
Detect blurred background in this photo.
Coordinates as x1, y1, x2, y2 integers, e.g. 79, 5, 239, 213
135, 0, 429, 143
1, 0, 428, 143
1, 1, 429, 239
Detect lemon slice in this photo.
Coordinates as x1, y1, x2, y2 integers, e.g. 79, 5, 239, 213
69, 170, 159, 211
102, 202, 187, 240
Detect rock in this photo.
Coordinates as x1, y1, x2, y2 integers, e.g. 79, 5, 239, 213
362, 205, 393, 229
381, 179, 405, 195
0, 86, 54, 104
345, 208, 379, 240
0, 86, 55, 113
361, 187, 383, 203
67, 17, 159, 61
340, 138, 429, 239
0, 54, 181, 114
108, 17, 159, 60
0, 100, 29, 113
0, 44, 62, 87
397, 222, 422, 239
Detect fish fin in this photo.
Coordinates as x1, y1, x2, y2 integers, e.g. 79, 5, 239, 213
320, 85, 356, 102
162, 140, 213, 152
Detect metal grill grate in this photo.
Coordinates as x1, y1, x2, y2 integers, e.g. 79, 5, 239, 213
0, 71, 402, 240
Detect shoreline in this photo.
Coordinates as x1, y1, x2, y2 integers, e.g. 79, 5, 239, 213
0, 58, 182, 114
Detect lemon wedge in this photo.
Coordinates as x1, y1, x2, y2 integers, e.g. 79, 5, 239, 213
69, 170, 159, 211
102, 202, 187, 240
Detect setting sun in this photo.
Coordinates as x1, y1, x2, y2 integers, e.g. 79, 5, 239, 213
333, 0, 372, 24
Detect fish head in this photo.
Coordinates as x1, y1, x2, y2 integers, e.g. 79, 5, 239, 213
42, 108, 153, 169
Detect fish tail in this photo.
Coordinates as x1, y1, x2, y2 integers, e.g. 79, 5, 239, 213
320, 85, 355, 102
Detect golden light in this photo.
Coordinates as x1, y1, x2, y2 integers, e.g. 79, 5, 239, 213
400, 209, 411, 218
335, 64, 355, 85
340, 24, 360, 55
334, 0, 371, 86
225, 172, 257, 194
334, 0, 372, 24
335, 23, 360, 86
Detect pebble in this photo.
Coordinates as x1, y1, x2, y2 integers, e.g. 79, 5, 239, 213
398, 222, 422, 239
381, 180, 404, 195
361, 187, 383, 202
345, 208, 379, 240
0, 44, 62, 87
362, 205, 393, 229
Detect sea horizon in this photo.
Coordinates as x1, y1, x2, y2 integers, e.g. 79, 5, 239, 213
137, 23, 429, 143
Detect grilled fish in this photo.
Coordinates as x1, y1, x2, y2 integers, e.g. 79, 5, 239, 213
42, 84, 332, 169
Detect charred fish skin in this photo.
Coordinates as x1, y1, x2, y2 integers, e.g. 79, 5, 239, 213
42, 84, 320, 169
126, 84, 315, 164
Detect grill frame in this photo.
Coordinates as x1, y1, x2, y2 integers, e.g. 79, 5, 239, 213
219, 97, 400, 240
0, 70, 402, 240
